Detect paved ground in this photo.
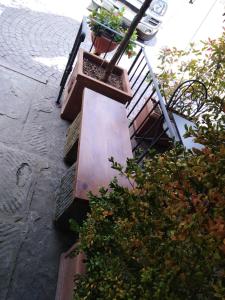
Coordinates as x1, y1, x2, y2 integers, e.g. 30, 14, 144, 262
0, 2, 80, 83
0, 1, 86, 300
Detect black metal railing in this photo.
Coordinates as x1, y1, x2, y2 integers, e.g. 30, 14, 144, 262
126, 47, 178, 162
166, 79, 208, 119
56, 17, 87, 104
58, 17, 208, 163
84, 18, 178, 161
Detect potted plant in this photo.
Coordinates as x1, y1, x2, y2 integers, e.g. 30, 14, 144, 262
61, 1, 152, 122
89, 7, 137, 57
61, 48, 133, 121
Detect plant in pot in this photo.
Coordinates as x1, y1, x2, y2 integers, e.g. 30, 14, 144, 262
89, 6, 137, 57
61, 0, 153, 122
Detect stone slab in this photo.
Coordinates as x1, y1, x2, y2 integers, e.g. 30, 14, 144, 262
0, 220, 27, 300
0, 5, 80, 83
6, 163, 75, 300
0, 66, 73, 300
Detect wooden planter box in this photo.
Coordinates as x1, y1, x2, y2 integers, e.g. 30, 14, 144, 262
64, 112, 81, 165
133, 99, 162, 136
61, 49, 132, 121
55, 89, 133, 230
54, 162, 89, 230
55, 244, 86, 300
133, 99, 170, 148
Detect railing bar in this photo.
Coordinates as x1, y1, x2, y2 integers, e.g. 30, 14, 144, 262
132, 114, 164, 152
131, 63, 147, 89
90, 33, 97, 52
142, 47, 177, 139
129, 74, 149, 107
135, 137, 169, 141
137, 127, 169, 163
134, 125, 166, 155
127, 75, 150, 116
130, 102, 159, 139
130, 56, 145, 82
128, 48, 142, 75
103, 36, 114, 59
56, 17, 87, 104
117, 46, 126, 64
127, 72, 150, 110
60, 25, 82, 87
130, 101, 158, 140
129, 88, 156, 128
130, 101, 161, 140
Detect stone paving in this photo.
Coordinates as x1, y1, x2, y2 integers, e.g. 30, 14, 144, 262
0, 1, 145, 299
0, 1, 87, 299
0, 65, 78, 300
0, 2, 79, 83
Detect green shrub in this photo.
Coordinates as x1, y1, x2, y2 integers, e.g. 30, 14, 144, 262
157, 31, 225, 115
73, 33, 225, 300
73, 112, 225, 299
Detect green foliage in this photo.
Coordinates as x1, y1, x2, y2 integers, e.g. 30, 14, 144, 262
88, 7, 137, 58
157, 31, 225, 116
73, 32, 225, 299
89, 6, 125, 39
73, 93, 225, 299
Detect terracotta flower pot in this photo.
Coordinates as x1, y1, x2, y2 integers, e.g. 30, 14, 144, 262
91, 32, 118, 56
61, 49, 132, 121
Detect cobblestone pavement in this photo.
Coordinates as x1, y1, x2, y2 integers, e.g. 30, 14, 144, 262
0, 65, 79, 300
0, 2, 80, 83
0, 1, 92, 299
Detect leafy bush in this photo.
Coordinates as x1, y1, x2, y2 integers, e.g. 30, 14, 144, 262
73, 33, 225, 299
73, 111, 224, 299
89, 7, 125, 41
157, 31, 225, 116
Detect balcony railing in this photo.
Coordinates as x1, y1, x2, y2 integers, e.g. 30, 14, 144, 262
58, 17, 207, 162
126, 47, 177, 161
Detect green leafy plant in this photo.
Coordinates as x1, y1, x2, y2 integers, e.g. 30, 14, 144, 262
73, 85, 225, 298
89, 7, 137, 58
72, 31, 225, 296
157, 31, 225, 117
89, 7, 124, 41
70, 25, 225, 300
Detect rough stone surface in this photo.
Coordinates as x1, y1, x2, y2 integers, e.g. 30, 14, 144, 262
0, 1, 92, 299
0, 3, 79, 83
0, 66, 74, 300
